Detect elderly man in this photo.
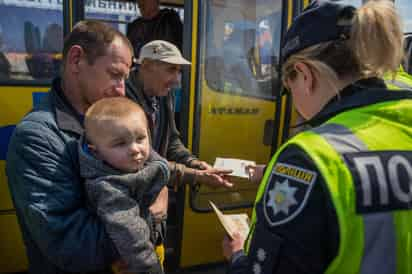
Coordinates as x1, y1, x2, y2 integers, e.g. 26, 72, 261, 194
127, 40, 233, 191
6, 21, 135, 273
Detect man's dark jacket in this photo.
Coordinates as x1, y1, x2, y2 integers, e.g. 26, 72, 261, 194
6, 78, 117, 274
126, 75, 200, 188
127, 8, 183, 57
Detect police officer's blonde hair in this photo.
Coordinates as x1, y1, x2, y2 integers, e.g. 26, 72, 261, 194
282, 0, 403, 90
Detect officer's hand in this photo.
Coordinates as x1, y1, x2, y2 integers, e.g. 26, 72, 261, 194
196, 169, 234, 188
149, 186, 168, 223
222, 233, 244, 261
246, 164, 266, 184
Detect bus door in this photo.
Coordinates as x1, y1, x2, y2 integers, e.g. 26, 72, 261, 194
178, 0, 297, 268
0, 0, 69, 272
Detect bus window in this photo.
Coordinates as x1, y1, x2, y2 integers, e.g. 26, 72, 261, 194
84, 1, 184, 36
0, 0, 63, 81
396, 0, 412, 33
192, 0, 284, 211
332, 0, 362, 7
203, 0, 282, 100
84, 1, 138, 35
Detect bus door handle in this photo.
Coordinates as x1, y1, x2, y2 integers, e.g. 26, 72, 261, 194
263, 119, 275, 146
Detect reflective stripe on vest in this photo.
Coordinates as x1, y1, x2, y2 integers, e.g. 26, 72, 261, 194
385, 79, 412, 90
313, 123, 397, 274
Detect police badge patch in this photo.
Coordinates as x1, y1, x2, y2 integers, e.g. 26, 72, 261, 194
263, 162, 317, 226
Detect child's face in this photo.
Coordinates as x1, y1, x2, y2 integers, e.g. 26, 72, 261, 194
91, 113, 150, 173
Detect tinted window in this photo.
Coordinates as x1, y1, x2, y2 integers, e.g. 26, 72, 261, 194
201, 0, 283, 100
396, 0, 412, 33
85, 1, 184, 35
0, 1, 63, 81
85, 1, 138, 34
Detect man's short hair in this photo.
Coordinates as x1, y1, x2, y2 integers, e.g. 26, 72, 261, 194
63, 20, 133, 65
84, 97, 147, 144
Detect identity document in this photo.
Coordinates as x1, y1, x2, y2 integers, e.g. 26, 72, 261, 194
213, 157, 256, 179
209, 201, 250, 240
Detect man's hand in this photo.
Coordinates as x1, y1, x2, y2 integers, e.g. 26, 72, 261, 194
245, 164, 266, 184
196, 168, 234, 188
189, 159, 213, 170
149, 186, 168, 222
222, 233, 245, 261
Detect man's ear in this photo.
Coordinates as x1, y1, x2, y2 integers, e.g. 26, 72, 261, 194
66, 45, 85, 73
294, 62, 315, 96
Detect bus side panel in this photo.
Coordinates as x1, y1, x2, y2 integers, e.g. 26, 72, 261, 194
0, 86, 49, 272
0, 214, 28, 272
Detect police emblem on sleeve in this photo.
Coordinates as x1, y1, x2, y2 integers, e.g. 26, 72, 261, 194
263, 162, 317, 226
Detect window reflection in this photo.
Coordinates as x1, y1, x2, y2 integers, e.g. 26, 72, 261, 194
0, 1, 63, 81
202, 0, 282, 100
85, 0, 138, 34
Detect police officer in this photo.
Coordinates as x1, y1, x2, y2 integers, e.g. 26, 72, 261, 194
222, 1, 412, 274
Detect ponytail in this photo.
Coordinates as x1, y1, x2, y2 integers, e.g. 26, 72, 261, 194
350, 0, 403, 77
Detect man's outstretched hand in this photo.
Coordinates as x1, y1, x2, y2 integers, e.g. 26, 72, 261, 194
195, 168, 234, 188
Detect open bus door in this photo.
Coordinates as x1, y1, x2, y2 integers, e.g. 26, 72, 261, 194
174, 0, 304, 269
79, 0, 303, 270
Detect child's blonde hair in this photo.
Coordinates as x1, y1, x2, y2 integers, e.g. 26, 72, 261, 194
84, 97, 148, 144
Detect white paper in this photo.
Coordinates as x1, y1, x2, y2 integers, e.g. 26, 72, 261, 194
213, 157, 256, 178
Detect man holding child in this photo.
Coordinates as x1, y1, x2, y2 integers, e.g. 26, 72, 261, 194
6, 21, 231, 274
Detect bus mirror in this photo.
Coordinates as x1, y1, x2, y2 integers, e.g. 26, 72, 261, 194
403, 35, 412, 74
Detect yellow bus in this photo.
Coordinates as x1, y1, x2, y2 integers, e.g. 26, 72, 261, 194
1, 0, 411, 273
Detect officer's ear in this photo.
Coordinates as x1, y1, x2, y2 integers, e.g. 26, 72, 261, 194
294, 62, 315, 96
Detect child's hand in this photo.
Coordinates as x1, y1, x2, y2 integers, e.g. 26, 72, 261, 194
245, 164, 266, 184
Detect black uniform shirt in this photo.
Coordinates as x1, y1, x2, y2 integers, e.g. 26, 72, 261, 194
228, 78, 412, 274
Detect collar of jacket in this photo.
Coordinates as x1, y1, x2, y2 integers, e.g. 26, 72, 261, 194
78, 135, 123, 179
50, 77, 84, 136
126, 72, 155, 115
305, 77, 412, 127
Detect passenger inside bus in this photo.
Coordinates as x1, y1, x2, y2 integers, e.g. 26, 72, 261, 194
127, 0, 183, 57
127, 0, 184, 129
204, 5, 282, 100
